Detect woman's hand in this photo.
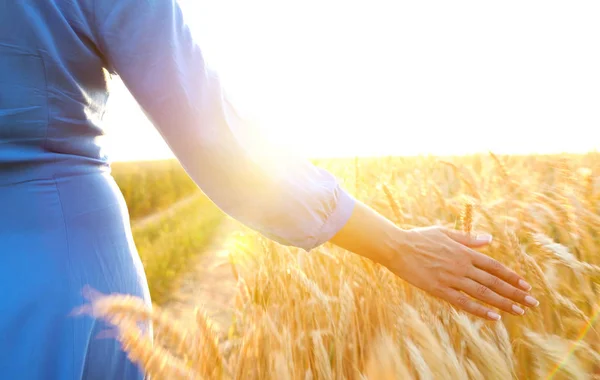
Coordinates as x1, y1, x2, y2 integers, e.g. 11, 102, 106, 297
387, 226, 538, 320
329, 199, 538, 321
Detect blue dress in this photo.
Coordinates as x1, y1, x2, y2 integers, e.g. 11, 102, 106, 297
0, 1, 355, 379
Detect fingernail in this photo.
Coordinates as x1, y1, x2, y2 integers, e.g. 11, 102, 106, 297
487, 311, 501, 321
525, 295, 539, 307
518, 279, 532, 291
512, 304, 525, 315
476, 234, 493, 243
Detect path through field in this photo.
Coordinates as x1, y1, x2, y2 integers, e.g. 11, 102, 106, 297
132, 193, 202, 231
162, 216, 242, 335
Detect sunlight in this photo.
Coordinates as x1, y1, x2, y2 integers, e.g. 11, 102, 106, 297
103, 0, 600, 162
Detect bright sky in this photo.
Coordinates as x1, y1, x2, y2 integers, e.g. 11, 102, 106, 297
103, 0, 600, 162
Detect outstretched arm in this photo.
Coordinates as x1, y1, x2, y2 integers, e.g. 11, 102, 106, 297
91, 0, 536, 320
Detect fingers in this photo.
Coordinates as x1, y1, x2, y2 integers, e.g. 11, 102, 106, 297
471, 251, 533, 293
459, 277, 526, 316
441, 226, 532, 293
442, 288, 502, 321
467, 267, 539, 308
417, 226, 539, 322
442, 228, 493, 248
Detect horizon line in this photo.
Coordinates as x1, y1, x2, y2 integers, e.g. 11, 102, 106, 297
110, 148, 600, 164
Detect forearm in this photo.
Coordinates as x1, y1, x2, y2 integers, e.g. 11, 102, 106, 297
329, 199, 404, 268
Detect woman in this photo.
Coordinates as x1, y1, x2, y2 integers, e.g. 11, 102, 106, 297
0, 0, 537, 379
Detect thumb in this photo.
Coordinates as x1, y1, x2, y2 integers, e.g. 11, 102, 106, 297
443, 228, 493, 248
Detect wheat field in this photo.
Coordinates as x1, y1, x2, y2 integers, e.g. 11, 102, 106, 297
81, 153, 599, 379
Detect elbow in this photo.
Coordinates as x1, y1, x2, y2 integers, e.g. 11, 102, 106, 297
255, 185, 356, 252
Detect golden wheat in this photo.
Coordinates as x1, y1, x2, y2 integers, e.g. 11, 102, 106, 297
82, 153, 599, 379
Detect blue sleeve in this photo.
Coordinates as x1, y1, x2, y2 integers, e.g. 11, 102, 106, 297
91, 0, 355, 251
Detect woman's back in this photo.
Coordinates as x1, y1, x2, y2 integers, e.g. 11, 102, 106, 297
0, 0, 110, 185
0, 2, 150, 378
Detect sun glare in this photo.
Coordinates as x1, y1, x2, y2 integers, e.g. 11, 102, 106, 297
103, 0, 600, 162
